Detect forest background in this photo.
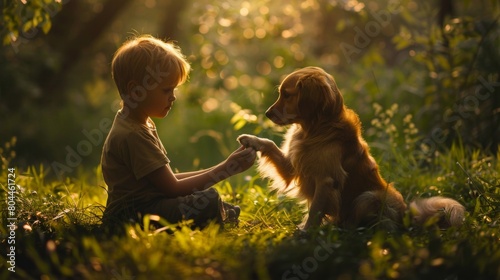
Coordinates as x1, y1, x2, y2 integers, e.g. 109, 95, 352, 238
1, 0, 500, 279
1, 0, 499, 176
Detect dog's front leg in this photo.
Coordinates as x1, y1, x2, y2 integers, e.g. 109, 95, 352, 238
302, 177, 339, 230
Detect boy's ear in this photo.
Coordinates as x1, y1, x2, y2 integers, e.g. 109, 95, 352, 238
123, 80, 147, 106
126, 81, 138, 96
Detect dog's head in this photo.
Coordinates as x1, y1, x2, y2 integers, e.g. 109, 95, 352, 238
265, 67, 344, 126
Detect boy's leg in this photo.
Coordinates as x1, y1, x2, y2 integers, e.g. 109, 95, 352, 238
180, 188, 225, 226
142, 188, 225, 228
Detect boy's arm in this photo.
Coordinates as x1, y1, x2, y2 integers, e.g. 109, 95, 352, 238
146, 163, 226, 197
146, 146, 256, 197
174, 168, 215, 180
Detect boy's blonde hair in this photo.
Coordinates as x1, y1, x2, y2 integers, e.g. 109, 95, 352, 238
111, 35, 191, 97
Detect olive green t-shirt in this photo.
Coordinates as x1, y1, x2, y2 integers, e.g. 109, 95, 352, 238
101, 110, 170, 220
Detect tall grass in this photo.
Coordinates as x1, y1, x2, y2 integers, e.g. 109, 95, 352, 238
1, 125, 499, 280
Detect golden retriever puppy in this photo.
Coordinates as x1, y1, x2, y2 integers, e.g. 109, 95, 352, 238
238, 66, 465, 230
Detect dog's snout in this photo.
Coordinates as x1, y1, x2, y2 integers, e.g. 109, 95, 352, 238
265, 105, 280, 122
265, 107, 273, 119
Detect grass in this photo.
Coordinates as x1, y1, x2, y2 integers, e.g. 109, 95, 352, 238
1, 137, 499, 280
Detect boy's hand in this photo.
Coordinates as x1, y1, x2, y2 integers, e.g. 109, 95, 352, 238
224, 145, 257, 175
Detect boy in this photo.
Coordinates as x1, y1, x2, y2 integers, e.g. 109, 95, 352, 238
101, 35, 256, 228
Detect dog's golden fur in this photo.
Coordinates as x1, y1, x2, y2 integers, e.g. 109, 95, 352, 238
238, 66, 465, 230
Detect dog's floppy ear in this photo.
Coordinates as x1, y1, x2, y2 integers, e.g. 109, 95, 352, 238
296, 67, 344, 123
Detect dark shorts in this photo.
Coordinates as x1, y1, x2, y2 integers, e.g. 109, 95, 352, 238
141, 188, 225, 228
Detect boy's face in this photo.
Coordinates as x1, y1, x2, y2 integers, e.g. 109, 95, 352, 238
135, 73, 179, 119
124, 70, 178, 122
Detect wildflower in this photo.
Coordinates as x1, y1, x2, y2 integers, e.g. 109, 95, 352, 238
373, 103, 382, 115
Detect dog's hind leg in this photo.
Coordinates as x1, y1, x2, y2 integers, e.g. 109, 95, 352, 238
352, 189, 405, 230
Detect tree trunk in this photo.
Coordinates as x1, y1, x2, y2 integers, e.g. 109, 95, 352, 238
158, 0, 190, 41
40, 0, 134, 102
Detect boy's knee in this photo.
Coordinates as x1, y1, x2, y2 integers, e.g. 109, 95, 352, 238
181, 189, 221, 217
183, 188, 224, 228
195, 188, 221, 205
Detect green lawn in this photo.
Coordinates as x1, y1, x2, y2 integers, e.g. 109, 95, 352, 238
1, 143, 499, 280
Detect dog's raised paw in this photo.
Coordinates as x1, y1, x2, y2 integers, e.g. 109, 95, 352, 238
237, 134, 254, 148
238, 134, 269, 152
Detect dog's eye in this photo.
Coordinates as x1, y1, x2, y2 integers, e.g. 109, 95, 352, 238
282, 93, 291, 99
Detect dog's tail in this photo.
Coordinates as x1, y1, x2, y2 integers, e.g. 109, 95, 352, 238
409, 196, 465, 228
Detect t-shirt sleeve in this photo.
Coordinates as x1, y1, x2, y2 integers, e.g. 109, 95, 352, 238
123, 130, 170, 180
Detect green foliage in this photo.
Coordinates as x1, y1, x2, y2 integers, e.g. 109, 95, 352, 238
1, 0, 62, 46
1, 137, 499, 279
389, 0, 500, 152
